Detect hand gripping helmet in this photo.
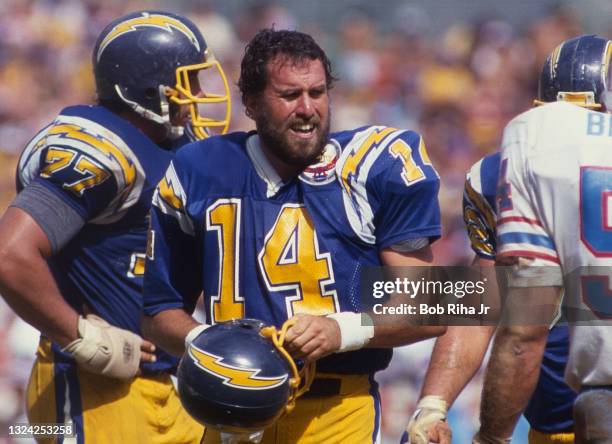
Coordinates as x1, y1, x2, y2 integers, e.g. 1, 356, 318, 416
93, 10, 231, 139
178, 319, 313, 437
534, 34, 612, 109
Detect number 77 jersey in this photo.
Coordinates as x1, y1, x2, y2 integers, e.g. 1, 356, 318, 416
143, 125, 441, 374
496, 101, 612, 390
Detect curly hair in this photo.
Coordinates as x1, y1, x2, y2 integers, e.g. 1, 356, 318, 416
238, 28, 337, 105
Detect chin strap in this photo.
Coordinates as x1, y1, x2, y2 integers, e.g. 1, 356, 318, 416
114, 85, 184, 139
260, 318, 315, 414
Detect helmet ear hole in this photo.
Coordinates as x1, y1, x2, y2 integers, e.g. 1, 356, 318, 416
239, 323, 255, 330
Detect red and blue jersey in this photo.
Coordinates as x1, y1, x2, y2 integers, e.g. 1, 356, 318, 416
463, 151, 575, 432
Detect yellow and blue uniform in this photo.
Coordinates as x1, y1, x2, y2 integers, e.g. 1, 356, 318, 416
144, 125, 441, 443
464, 152, 575, 443
17, 105, 202, 443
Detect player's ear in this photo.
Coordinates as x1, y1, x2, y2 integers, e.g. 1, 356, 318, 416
244, 95, 257, 120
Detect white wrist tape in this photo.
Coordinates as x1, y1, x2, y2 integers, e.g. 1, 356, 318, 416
414, 395, 448, 415
62, 315, 142, 379
184, 323, 211, 349
326, 312, 374, 352
407, 395, 448, 444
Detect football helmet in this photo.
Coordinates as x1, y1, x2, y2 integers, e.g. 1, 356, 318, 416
535, 34, 612, 109
178, 319, 312, 436
93, 10, 231, 139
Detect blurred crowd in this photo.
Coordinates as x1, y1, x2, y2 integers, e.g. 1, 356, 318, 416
0, 0, 603, 442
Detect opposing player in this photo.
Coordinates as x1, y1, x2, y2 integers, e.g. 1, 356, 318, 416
143, 28, 446, 443
472, 35, 612, 443
405, 34, 612, 444
0, 10, 230, 443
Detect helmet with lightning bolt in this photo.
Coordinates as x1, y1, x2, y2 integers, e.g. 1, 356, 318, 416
93, 10, 231, 140
177, 319, 311, 436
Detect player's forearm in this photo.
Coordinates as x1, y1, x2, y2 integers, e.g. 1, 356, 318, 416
421, 325, 494, 404
0, 207, 80, 346
370, 246, 445, 346
479, 325, 547, 437
0, 248, 78, 347
141, 308, 200, 357
367, 323, 446, 348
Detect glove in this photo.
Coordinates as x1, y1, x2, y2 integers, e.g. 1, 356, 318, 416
406, 395, 448, 444
472, 431, 512, 444
62, 315, 142, 379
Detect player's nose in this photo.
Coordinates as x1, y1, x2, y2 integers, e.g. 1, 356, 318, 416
295, 93, 315, 119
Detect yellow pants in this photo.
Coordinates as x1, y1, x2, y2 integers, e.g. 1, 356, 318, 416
202, 373, 381, 444
529, 428, 575, 444
27, 338, 203, 444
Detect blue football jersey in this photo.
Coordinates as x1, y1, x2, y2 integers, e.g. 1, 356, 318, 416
144, 125, 441, 374
463, 152, 575, 432
17, 105, 179, 373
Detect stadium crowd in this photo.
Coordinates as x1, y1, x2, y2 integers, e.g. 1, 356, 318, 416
0, 0, 598, 442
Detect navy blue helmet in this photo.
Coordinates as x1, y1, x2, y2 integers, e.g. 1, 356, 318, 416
535, 34, 612, 109
93, 10, 231, 139
178, 319, 301, 435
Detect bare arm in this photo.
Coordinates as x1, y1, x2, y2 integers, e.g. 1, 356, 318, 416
0, 207, 78, 347
477, 285, 561, 440
421, 325, 494, 402
369, 246, 447, 347
285, 245, 446, 361
420, 256, 498, 403
141, 308, 201, 357
404, 325, 493, 444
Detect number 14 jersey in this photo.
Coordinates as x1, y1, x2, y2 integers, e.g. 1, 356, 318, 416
143, 125, 441, 374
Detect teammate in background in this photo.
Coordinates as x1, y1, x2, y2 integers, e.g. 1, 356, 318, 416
472, 35, 612, 443
0, 10, 230, 443
143, 28, 446, 443
404, 34, 612, 444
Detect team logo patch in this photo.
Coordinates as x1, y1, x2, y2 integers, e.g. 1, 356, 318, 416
188, 345, 288, 390
299, 141, 340, 186
97, 12, 200, 61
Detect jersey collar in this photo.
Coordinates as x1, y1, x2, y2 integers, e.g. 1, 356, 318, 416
246, 134, 284, 198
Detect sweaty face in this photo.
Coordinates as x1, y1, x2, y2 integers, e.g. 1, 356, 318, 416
250, 56, 330, 173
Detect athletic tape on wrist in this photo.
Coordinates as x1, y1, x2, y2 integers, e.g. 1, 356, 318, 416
326, 312, 374, 352
415, 395, 448, 415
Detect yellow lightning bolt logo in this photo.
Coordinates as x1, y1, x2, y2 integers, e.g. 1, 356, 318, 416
97, 12, 200, 61
549, 42, 564, 79
158, 174, 184, 211
47, 123, 136, 190
188, 345, 288, 390
340, 126, 396, 198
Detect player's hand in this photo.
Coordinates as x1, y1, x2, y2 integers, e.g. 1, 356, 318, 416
62, 314, 143, 379
429, 421, 452, 444
406, 396, 449, 444
284, 314, 341, 362
140, 339, 157, 364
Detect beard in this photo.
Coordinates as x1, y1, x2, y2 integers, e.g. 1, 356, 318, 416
255, 109, 331, 171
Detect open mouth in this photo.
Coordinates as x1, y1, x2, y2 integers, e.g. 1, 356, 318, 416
290, 123, 316, 138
